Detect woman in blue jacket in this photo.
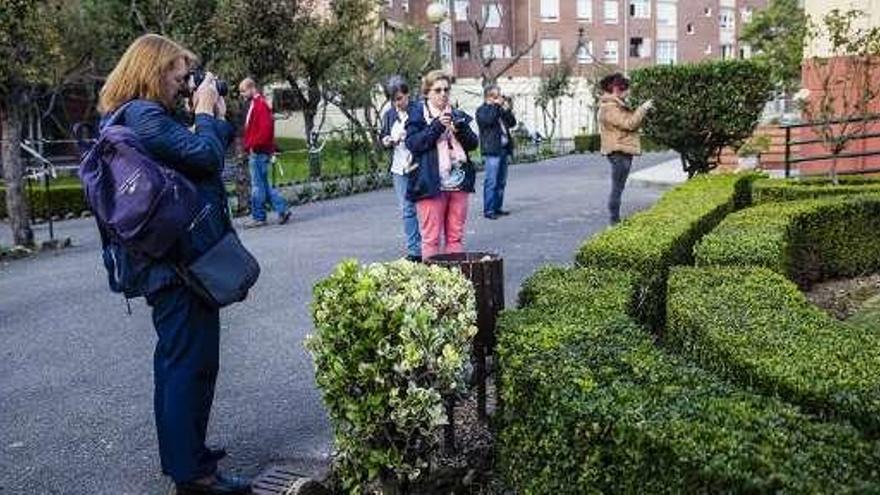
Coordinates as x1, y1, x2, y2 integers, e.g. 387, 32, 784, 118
405, 71, 479, 259
96, 34, 247, 494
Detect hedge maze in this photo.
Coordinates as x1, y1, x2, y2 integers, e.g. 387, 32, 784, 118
497, 175, 880, 493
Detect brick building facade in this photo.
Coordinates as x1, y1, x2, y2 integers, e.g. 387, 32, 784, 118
384, 0, 768, 79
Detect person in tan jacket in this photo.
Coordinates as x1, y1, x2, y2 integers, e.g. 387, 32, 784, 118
598, 73, 653, 224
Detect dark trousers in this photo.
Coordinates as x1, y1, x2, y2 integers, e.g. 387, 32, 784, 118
607, 152, 633, 224
147, 285, 220, 483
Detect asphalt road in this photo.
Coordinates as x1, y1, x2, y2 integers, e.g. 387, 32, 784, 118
0, 152, 672, 494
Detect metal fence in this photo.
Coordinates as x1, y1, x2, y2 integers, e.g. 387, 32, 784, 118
783, 114, 880, 178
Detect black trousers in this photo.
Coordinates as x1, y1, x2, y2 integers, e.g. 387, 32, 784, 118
147, 284, 220, 483
607, 152, 633, 224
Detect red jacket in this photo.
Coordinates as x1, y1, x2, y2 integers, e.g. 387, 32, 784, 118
243, 93, 275, 153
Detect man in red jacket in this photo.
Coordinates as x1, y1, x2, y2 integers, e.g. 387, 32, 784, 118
239, 77, 290, 227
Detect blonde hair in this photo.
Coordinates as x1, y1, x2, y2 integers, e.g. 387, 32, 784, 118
421, 70, 452, 95
98, 34, 197, 114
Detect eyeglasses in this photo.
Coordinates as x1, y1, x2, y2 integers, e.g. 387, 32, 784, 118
431, 87, 451, 94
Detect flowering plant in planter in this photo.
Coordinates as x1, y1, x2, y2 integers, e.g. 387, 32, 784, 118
308, 259, 477, 492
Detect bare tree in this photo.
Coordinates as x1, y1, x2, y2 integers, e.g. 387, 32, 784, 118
465, 3, 537, 88
799, 9, 880, 184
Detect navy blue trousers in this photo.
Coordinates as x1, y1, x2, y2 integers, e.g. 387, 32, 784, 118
147, 284, 220, 483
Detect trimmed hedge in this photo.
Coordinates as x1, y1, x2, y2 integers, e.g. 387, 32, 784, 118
0, 184, 88, 219
498, 266, 880, 493
573, 134, 601, 153
695, 195, 880, 287
575, 173, 756, 326
753, 176, 880, 204
667, 266, 880, 436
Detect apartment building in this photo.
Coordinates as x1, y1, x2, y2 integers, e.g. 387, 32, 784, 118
384, 0, 767, 79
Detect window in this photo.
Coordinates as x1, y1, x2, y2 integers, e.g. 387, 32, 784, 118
704, 7, 712, 16
577, 0, 592, 20
455, 0, 469, 21
656, 40, 676, 64
686, 23, 695, 34
483, 3, 502, 27
741, 6, 753, 24
603, 40, 619, 63
719, 8, 735, 30
482, 44, 507, 58
739, 43, 752, 59
456, 41, 472, 59
541, 39, 561, 62
401, 0, 409, 12
705, 43, 712, 54
604, 0, 619, 24
577, 41, 594, 63
720, 44, 734, 60
630, 0, 649, 18
540, 0, 559, 20
629, 37, 645, 57
441, 33, 452, 61
656, 1, 677, 27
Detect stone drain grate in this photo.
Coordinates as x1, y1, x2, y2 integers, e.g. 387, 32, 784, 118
252, 465, 327, 495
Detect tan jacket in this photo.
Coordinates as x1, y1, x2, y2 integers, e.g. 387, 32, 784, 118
598, 94, 647, 156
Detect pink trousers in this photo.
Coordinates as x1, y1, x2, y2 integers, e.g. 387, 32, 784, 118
416, 191, 469, 259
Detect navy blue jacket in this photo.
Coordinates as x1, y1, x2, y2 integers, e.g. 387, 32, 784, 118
404, 100, 479, 202
98, 99, 234, 298
380, 103, 413, 166
476, 103, 516, 156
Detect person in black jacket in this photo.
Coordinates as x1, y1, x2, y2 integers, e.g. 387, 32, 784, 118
405, 70, 480, 259
97, 34, 248, 494
475, 84, 516, 219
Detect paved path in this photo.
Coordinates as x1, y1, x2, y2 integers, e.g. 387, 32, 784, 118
0, 152, 672, 494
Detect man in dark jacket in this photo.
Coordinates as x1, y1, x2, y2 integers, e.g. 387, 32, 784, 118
476, 84, 516, 220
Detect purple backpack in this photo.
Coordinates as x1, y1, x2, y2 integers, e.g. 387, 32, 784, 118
78, 103, 199, 259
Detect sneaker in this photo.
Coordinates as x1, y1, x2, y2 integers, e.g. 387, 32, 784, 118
243, 219, 267, 229
279, 210, 292, 225
495, 209, 511, 216
405, 254, 422, 263
484, 213, 498, 220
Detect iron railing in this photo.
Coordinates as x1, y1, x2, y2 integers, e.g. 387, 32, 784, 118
782, 114, 880, 178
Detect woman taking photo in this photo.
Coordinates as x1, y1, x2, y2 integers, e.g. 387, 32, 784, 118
405, 71, 479, 259
96, 34, 247, 494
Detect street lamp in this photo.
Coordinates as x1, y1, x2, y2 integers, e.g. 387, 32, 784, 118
426, 1, 448, 69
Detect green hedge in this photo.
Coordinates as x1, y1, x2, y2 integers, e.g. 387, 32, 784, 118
667, 266, 880, 436
0, 184, 88, 219
575, 173, 756, 326
573, 134, 601, 153
695, 195, 880, 287
753, 176, 880, 204
497, 266, 880, 493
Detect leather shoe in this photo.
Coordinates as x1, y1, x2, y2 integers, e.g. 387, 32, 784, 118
405, 255, 422, 263
175, 472, 251, 494
495, 209, 511, 216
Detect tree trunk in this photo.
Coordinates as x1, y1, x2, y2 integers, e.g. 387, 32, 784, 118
1, 103, 34, 247
831, 155, 839, 186
304, 83, 322, 179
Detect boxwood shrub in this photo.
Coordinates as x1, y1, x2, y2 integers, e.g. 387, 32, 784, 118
497, 266, 880, 494
0, 184, 87, 219
695, 195, 880, 287
575, 173, 756, 327
753, 176, 880, 204
667, 266, 880, 436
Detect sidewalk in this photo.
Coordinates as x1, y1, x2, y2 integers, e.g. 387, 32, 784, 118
629, 157, 688, 188
629, 157, 787, 188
